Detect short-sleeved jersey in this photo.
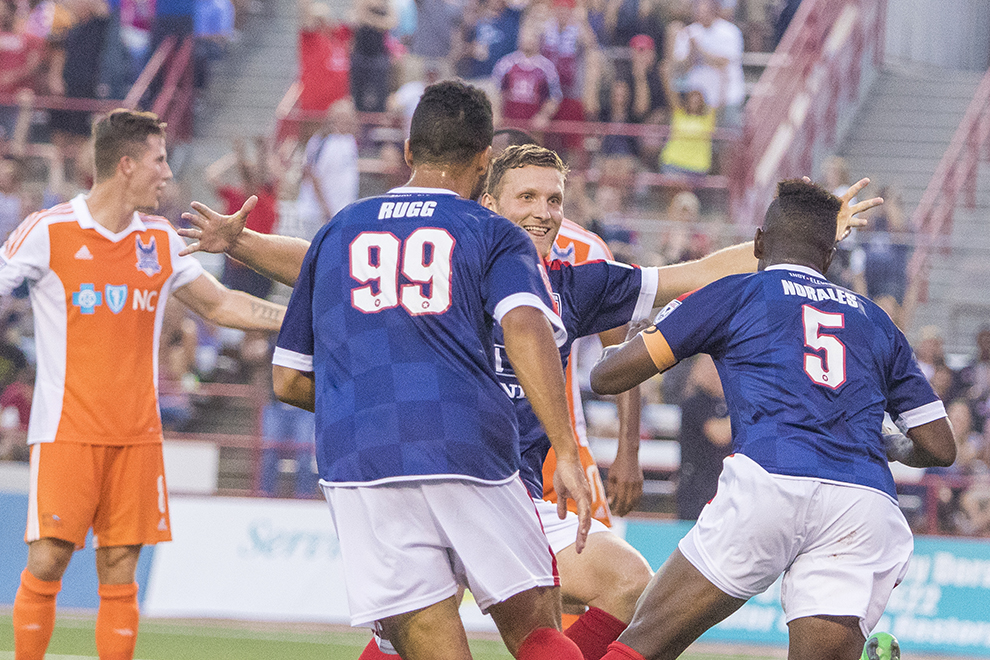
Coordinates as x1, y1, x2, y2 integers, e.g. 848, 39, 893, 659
495, 258, 658, 497
273, 187, 566, 486
493, 51, 563, 120
647, 264, 945, 500
0, 195, 204, 445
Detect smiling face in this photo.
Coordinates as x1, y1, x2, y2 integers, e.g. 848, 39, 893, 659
126, 134, 172, 211
483, 165, 564, 259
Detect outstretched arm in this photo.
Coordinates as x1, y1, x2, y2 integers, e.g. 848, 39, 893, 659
172, 271, 285, 331
501, 305, 592, 553
650, 177, 883, 307
178, 197, 310, 287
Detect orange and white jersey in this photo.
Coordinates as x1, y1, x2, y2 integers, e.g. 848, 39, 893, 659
0, 195, 204, 445
542, 218, 616, 525
552, 218, 614, 448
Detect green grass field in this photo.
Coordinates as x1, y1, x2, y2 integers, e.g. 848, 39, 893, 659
0, 612, 788, 660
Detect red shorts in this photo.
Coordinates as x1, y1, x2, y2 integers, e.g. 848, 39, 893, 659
26, 442, 172, 549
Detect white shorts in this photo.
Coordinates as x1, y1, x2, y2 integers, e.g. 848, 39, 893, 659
679, 453, 913, 637
322, 477, 558, 629
535, 498, 610, 554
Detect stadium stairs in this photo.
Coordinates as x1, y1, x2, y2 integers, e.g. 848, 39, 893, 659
834, 62, 988, 350
182, 0, 300, 235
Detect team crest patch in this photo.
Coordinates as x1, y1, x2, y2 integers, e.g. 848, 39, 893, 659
105, 284, 128, 313
653, 298, 681, 324
551, 241, 576, 264
135, 236, 161, 276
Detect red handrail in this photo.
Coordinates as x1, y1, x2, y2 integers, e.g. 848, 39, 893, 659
731, 0, 886, 227
902, 66, 990, 329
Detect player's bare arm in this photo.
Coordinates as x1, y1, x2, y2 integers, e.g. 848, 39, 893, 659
273, 365, 316, 412
500, 305, 592, 552
886, 417, 956, 468
178, 197, 310, 287
648, 176, 882, 307
598, 324, 643, 516
591, 323, 676, 396
172, 272, 286, 331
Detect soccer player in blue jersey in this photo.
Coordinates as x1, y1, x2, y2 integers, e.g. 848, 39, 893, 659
590, 179, 956, 660
271, 81, 592, 660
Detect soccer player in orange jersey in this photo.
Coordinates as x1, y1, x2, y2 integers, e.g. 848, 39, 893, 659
9, 109, 286, 660
545, 218, 643, 528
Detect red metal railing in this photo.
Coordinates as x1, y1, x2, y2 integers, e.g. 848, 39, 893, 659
0, 36, 194, 144
901, 66, 990, 328
273, 85, 738, 190
731, 0, 886, 226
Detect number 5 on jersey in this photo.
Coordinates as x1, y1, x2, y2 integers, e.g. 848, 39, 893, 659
350, 228, 455, 315
802, 305, 846, 389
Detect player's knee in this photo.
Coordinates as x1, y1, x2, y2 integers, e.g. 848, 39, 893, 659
26, 539, 74, 582
610, 547, 653, 606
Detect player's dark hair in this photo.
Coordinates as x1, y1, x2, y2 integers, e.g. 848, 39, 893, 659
762, 179, 841, 262
486, 144, 569, 200
409, 80, 493, 165
93, 109, 167, 181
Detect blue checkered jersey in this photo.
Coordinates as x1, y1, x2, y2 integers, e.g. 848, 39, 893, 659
273, 188, 566, 485
495, 259, 658, 497
650, 263, 945, 499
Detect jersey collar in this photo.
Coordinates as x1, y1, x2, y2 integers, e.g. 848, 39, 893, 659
765, 263, 826, 280
386, 186, 459, 196
71, 194, 148, 242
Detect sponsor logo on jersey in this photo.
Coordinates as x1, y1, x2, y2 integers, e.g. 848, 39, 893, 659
105, 284, 128, 313
377, 200, 437, 219
72, 283, 103, 314
135, 236, 161, 276
74, 245, 94, 260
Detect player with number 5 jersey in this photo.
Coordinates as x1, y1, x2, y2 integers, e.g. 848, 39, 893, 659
591, 179, 956, 660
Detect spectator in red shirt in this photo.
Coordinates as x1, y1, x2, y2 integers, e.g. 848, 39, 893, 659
205, 136, 279, 299
493, 23, 561, 128
0, 0, 44, 140
297, 0, 351, 125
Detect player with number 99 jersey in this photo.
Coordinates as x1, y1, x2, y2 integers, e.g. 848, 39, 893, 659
645, 264, 944, 499
273, 187, 567, 486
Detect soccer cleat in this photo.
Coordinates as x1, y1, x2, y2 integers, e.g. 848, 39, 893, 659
862, 632, 900, 660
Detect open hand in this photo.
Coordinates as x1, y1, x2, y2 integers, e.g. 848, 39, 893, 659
178, 195, 257, 256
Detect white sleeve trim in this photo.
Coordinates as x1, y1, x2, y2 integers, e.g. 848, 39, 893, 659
633, 267, 660, 322
494, 292, 568, 347
272, 346, 314, 372
897, 400, 947, 429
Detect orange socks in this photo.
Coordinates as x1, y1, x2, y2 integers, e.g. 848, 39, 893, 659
13, 569, 61, 660
95, 582, 140, 660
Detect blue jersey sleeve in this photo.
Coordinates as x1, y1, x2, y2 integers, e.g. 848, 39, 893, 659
884, 323, 944, 427
483, 217, 565, 343
555, 260, 656, 339
272, 230, 322, 371
653, 275, 746, 360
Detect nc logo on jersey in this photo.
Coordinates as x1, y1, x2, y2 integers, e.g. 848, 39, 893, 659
135, 236, 161, 276
105, 284, 128, 314
72, 283, 103, 314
